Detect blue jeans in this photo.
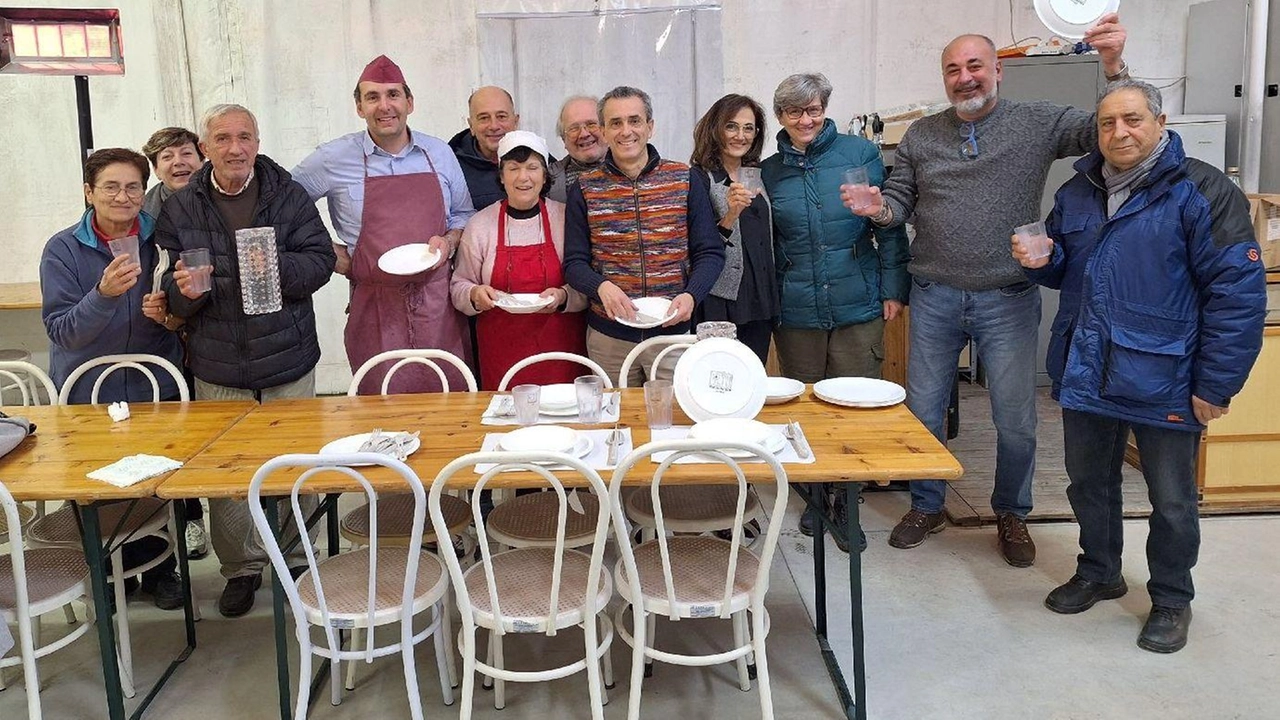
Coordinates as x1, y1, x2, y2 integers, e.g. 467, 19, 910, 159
1062, 408, 1200, 608
906, 277, 1040, 517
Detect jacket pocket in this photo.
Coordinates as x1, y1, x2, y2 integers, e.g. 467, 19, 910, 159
1046, 312, 1074, 385
1100, 316, 1195, 405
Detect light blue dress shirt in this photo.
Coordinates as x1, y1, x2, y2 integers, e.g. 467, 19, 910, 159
292, 129, 476, 248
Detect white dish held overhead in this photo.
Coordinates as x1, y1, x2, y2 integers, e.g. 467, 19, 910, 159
496, 292, 554, 314
377, 243, 442, 276
499, 425, 578, 454
813, 377, 906, 408
764, 377, 805, 405
320, 432, 421, 466
672, 337, 768, 422
1033, 0, 1119, 40
616, 296, 674, 329
689, 418, 787, 457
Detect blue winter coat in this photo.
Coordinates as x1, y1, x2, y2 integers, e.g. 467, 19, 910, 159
39, 210, 184, 404
1026, 132, 1266, 431
761, 119, 909, 330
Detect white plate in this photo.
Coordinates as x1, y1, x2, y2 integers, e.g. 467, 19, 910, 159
672, 337, 768, 422
1033, 0, 1120, 39
499, 425, 578, 454
689, 418, 786, 457
377, 243, 442, 276
764, 377, 805, 405
532, 435, 594, 465
496, 293, 554, 314
538, 383, 578, 411
319, 432, 421, 466
616, 296, 674, 329
813, 377, 906, 408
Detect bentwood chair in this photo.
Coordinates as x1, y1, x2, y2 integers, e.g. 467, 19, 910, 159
0, 359, 57, 408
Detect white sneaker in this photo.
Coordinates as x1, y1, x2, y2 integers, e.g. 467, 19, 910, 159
185, 521, 210, 559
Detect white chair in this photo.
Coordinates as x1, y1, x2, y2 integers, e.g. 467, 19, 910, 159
0, 479, 96, 720
0, 359, 57, 408
348, 349, 478, 396
247, 453, 454, 719
487, 352, 612, 551
617, 335, 696, 389
56, 353, 188, 405
608, 439, 790, 720
430, 451, 615, 719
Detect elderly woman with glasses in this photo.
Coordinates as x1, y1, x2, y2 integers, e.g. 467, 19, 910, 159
760, 73, 910, 549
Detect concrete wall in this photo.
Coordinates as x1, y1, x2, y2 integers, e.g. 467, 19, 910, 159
0, 0, 1205, 394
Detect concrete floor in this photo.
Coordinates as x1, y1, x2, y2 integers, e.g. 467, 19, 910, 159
2, 491, 1278, 719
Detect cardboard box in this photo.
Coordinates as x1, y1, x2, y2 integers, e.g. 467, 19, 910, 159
1247, 194, 1280, 269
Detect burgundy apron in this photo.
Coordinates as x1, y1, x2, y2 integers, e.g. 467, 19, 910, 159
345, 149, 472, 394
474, 199, 586, 390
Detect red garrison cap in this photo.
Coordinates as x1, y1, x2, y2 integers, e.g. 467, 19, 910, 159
358, 55, 405, 85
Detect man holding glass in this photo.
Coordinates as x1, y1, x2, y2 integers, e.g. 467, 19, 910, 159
850, 17, 1128, 565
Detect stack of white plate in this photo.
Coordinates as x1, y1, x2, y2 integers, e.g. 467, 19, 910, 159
812, 377, 906, 408
764, 377, 805, 405
499, 425, 593, 460
537, 383, 579, 416
672, 337, 768, 422
688, 418, 786, 458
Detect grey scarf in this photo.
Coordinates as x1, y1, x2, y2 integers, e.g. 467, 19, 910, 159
1101, 131, 1169, 218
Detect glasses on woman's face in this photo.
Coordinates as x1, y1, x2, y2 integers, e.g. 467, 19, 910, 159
724, 121, 757, 137
782, 104, 824, 121
959, 122, 979, 159
96, 183, 146, 200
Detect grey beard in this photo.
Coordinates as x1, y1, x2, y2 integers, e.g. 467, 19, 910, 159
954, 88, 997, 116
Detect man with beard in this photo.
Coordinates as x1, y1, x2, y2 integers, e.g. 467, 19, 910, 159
548, 95, 606, 203
850, 16, 1128, 565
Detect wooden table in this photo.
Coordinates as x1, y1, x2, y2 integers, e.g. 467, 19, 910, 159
157, 390, 961, 720
0, 400, 256, 720
0, 281, 41, 310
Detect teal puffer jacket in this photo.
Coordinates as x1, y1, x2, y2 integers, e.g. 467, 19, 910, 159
762, 119, 909, 330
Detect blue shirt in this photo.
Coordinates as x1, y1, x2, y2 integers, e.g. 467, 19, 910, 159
291, 129, 476, 247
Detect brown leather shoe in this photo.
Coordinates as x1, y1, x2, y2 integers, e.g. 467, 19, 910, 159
996, 513, 1035, 567
888, 509, 945, 549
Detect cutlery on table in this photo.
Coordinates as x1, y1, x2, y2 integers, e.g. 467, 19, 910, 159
785, 420, 811, 459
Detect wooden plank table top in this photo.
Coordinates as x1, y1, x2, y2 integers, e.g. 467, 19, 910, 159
157, 389, 963, 500
0, 400, 257, 501
0, 281, 41, 310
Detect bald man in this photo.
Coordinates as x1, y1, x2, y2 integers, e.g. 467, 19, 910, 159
850, 17, 1129, 565
448, 85, 521, 210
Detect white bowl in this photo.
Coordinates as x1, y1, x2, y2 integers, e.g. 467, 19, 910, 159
617, 296, 674, 329
764, 377, 805, 404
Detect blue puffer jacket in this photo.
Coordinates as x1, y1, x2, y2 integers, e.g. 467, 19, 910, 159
1026, 132, 1266, 431
761, 120, 909, 330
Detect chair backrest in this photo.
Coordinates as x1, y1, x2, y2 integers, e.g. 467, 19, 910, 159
0, 480, 42, 713
617, 335, 696, 388
496, 351, 614, 392
57, 353, 188, 405
608, 438, 788, 619
429, 450, 612, 636
246, 452, 429, 666
348, 349, 478, 396
0, 361, 57, 407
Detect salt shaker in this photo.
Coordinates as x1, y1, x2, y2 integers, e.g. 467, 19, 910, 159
234, 227, 283, 315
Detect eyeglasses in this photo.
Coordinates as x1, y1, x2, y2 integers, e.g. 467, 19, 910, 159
782, 104, 824, 121
565, 121, 600, 135
959, 122, 979, 159
95, 183, 146, 199
724, 121, 757, 136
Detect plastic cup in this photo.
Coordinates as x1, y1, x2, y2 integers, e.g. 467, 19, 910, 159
696, 321, 737, 341
644, 380, 674, 430
574, 375, 604, 424
738, 167, 764, 196
1014, 221, 1052, 260
107, 235, 140, 268
841, 167, 873, 210
512, 384, 541, 426
180, 248, 213, 294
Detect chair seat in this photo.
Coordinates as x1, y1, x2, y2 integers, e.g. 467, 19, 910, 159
0, 548, 89, 616
296, 547, 447, 628
27, 498, 171, 546
0, 502, 36, 540
486, 491, 599, 547
615, 536, 759, 618
463, 548, 611, 633
625, 485, 761, 533
340, 493, 470, 546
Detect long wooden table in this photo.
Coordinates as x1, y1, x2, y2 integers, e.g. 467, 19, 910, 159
0, 281, 41, 310
0, 401, 257, 720
155, 389, 961, 720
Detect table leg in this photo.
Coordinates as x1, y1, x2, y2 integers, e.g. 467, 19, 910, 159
326, 493, 340, 557
845, 481, 867, 720
79, 502, 126, 720
264, 498, 292, 720
173, 499, 198, 648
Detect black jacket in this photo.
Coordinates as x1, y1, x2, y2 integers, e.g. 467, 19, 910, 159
155, 155, 335, 390
447, 128, 505, 212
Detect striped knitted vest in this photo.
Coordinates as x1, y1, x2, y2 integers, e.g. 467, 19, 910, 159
579, 160, 690, 320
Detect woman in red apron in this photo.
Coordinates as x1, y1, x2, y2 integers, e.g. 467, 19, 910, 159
449, 131, 588, 390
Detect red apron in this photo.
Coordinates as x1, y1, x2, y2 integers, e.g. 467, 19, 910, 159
345, 149, 473, 395
475, 200, 586, 390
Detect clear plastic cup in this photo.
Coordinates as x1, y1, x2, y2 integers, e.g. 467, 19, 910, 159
107, 235, 140, 268
1014, 221, 1052, 260
180, 248, 213, 294
512, 384, 541, 426
696, 321, 737, 341
738, 166, 764, 196
644, 379, 674, 430
841, 167, 873, 210
574, 375, 604, 424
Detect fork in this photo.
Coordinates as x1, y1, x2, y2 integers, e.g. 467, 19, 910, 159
784, 420, 811, 459
605, 425, 624, 465
358, 428, 384, 453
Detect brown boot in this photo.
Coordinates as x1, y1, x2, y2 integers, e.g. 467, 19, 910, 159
888, 509, 945, 549
996, 513, 1036, 567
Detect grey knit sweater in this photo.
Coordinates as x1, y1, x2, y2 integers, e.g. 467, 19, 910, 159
881, 99, 1095, 290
